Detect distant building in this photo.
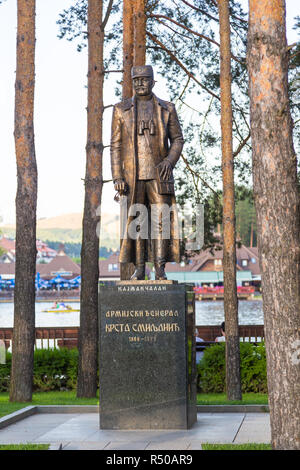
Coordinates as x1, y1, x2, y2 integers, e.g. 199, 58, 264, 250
150, 244, 261, 288
98, 246, 261, 287
0, 236, 261, 290
37, 252, 80, 280
36, 240, 57, 263
0, 252, 80, 281
98, 252, 153, 282
0, 237, 58, 264
0, 237, 15, 263
0, 262, 15, 280
99, 252, 120, 281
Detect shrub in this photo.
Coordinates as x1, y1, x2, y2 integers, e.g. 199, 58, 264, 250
197, 342, 268, 394
240, 342, 267, 393
0, 353, 11, 392
1, 342, 268, 394
0, 348, 78, 393
33, 348, 78, 392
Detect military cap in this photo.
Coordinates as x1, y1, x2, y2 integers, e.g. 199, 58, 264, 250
131, 65, 154, 79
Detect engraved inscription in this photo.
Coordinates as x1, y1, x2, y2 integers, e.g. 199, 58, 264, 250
129, 335, 157, 343
117, 285, 167, 292
105, 309, 179, 318
104, 307, 181, 343
105, 322, 180, 333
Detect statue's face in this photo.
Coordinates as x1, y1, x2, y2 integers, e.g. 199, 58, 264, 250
133, 76, 154, 97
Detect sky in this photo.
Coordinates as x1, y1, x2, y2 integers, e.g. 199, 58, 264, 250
0, 0, 299, 225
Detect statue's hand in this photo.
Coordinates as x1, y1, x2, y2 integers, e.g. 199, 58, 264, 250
114, 178, 127, 194
156, 160, 173, 181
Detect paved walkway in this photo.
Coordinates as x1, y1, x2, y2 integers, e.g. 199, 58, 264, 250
0, 411, 271, 450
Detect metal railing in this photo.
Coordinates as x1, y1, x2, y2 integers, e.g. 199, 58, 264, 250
0, 324, 264, 350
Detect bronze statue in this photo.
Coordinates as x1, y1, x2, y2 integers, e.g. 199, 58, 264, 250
111, 65, 184, 280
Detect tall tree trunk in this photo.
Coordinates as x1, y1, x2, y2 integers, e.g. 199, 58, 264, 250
10, 0, 37, 402
248, 0, 300, 450
77, 0, 104, 398
250, 222, 253, 248
120, 0, 137, 280
217, 0, 242, 401
133, 0, 146, 66
123, 0, 134, 99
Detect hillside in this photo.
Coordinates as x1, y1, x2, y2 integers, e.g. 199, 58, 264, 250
1, 212, 120, 250
37, 213, 83, 230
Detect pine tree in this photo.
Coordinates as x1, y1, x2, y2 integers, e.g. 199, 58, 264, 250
217, 0, 241, 401
10, 0, 37, 402
248, 0, 300, 449
77, 0, 113, 398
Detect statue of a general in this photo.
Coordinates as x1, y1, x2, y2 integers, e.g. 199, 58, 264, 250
111, 65, 184, 280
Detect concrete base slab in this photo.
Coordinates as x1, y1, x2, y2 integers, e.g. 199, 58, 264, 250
0, 406, 36, 429
233, 413, 271, 444
62, 441, 110, 450
0, 410, 271, 449
103, 441, 151, 451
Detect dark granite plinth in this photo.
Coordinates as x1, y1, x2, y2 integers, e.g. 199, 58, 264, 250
99, 282, 197, 430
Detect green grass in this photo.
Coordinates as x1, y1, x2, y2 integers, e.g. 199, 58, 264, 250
202, 443, 271, 450
0, 444, 49, 451
197, 393, 268, 405
30, 390, 99, 405
0, 402, 26, 419
0, 390, 99, 418
0, 391, 268, 419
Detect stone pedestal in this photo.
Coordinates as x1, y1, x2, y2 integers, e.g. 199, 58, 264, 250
98, 281, 197, 430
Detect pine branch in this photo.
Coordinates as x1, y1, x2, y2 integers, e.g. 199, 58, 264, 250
180, 0, 219, 23
181, 154, 220, 197
147, 31, 220, 101
101, 0, 114, 31
179, 97, 202, 113
232, 96, 250, 132
177, 76, 191, 102
150, 13, 244, 64
180, 0, 248, 24
289, 49, 300, 61
154, 17, 192, 41
233, 132, 251, 158
150, 13, 220, 47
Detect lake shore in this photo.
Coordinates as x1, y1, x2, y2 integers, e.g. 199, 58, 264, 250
0, 299, 264, 328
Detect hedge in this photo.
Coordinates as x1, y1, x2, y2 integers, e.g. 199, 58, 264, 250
0, 348, 78, 393
0, 342, 268, 394
197, 342, 268, 393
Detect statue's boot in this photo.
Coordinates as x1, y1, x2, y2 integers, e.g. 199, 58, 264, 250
154, 239, 168, 280
130, 264, 145, 280
154, 262, 167, 280
130, 238, 145, 280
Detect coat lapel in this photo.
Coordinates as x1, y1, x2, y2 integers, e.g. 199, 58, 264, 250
122, 97, 135, 145
153, 94, 169, 157
122, 96, 137, 208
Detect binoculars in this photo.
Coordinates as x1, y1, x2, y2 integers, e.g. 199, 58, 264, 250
138, 119, 156, 135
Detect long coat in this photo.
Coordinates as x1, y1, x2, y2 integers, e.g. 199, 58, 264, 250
110, 93, 184, 264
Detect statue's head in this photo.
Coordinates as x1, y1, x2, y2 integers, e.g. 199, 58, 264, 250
131, 65, 154, 97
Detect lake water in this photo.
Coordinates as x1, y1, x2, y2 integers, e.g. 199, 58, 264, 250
0, 299, 263, 327
0, 302, 80, 328
196, 299, 263, 325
